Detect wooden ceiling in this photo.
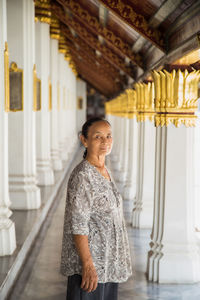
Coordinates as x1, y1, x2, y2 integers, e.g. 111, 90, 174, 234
50, 0, 200, 99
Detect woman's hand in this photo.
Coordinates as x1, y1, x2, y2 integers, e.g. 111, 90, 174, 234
81, 260, 98, 293
73, 235, 98, 292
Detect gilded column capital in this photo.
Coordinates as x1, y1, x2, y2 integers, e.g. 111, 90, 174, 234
50, 15, 60, 40
126, 89, 137, 119
120, 93, 128, 118
135, 82, 155, 122
35, 0, 51, 24
59, 34, 67, 54
69, 60, 78, 76
152, 69, 200, 127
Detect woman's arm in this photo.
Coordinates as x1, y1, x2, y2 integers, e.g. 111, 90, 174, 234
73, 234, 98, 292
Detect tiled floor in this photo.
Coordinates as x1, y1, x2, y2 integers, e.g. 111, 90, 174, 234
8, 152, 200, 300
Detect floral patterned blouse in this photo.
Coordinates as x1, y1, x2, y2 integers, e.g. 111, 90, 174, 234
60, 159, 132, 283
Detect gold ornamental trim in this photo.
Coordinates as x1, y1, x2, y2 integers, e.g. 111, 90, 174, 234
135, 82, 155, 122
35, 0, 51, 25
57, 82, 60, 111
59, 34, 67, 54
126, 89, 137, 119
136, 112, 155, 123
155, 114, 197, 128
77, 97, 83, 110
152, 69, 200, 127
63, 87, 67, 110
9, 61, 24, 112
33, 65, 41, 112
61, 0, 143, 67
99, 0, 164, 51
33, 64, 39, 111
50, 16, 60, 40
48, 78, 52, 111
4, 42, 10, 112
105, 88, 138, 118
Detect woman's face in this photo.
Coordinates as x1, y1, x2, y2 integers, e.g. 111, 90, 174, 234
81, 121, 113, 157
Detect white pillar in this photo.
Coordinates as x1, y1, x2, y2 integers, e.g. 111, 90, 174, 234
148, 125, 200, 283
50, 37, 63, 170
68, 68, 78, 150
110, 116, 121, 166
194, 112, 200, 233
114, 116, 124, 175
35, 19, 54, 186
124, 117, 138, 200
0, 0, 16, 256
76, 79, 87, 133
7, 0, 41, 209
132, 119, 155, 228
117, 117, 129, 190
58, 51, 66, 160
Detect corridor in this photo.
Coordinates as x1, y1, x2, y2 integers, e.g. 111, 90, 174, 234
8, 150, 200, 300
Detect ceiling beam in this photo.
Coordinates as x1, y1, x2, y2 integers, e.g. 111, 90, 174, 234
54, 0, 143, 68
67, 43, 122, 90
74, 58, 119, 97
99, 0, 165, 52
63, 16, 135, 78
61, 25, 126, 84
132, 0, 183, 52
51, 3, 136, 78
99, 4, 108, 27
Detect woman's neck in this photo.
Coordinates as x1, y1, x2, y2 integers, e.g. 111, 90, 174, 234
85, 154, 105, 168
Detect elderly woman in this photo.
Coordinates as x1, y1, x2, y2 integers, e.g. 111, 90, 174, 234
60, 117, 132, 300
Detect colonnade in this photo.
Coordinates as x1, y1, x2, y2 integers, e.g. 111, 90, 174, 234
106, 69, 200, 283
0, 0, 86, 256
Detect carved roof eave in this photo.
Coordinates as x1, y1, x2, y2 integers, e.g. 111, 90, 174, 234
51, 4, 136, 79
54, 0, 144, 68
99, 0, 165, 53
61, 25, 126, 84
74, 58, 121, 97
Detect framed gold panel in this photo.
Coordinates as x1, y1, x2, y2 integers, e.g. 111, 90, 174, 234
49, 78, 52, 111
36, 78, 41, 111
63, 87, 67, 110
33, 65, 41, 111
9, 61, 24, 111
77, 97, 83, 109
57, 82, 60, 111
4, 42, 10, 112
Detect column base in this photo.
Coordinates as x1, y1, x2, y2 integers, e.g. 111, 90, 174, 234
112, 160, 121, 173
110, 153, 118, 162
115, 169, 127, 182
37, 159, 55, 186
132, 206, 140, 228
51, 149, 63, 171
123, 184, 136, 200
37, 168, 54, 186
52, 159, 63, 171
9, 177, 41, 210
59, 140, 68, 161
132, 196, 153, 228
158, 247, 200, 283
0, 219, 16, 256
132, 207, 153, 229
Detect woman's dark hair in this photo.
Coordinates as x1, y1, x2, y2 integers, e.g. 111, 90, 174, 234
81, 117, 110, 159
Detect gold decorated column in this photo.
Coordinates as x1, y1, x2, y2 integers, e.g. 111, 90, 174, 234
124, 89, 138, 201
132, 81, 156, 228
35, 0, 55, 184
147, 68, 200, 283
